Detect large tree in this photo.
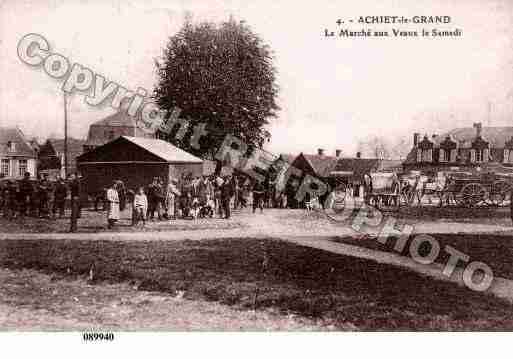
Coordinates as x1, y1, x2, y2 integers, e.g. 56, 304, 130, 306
154, 18, 279, 165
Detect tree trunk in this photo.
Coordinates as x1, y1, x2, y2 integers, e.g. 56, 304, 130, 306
215, 160, 223, 176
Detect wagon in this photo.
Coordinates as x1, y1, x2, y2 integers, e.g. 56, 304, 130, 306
368, 172, 401, 208
444, 171, 512, 207
399, 172, 447, 206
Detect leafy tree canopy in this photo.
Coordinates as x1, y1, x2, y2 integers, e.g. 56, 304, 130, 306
154, 17, 279, 160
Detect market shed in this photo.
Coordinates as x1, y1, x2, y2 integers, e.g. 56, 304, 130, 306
77, 136, 203, 196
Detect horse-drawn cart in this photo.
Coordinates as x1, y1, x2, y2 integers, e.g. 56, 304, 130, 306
444, 171, 512, 207
399, 170, 512, 208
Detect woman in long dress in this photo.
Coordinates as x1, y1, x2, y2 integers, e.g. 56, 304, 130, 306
106, 182, 120, 229
165, 179, 180, 220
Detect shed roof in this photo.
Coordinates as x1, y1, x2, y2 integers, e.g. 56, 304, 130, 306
120, 136, 203, 163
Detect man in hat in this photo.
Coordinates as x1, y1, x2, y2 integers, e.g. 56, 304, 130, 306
220, 175, 234, 219
18, 171, 33, 217
53, 177, 67, 218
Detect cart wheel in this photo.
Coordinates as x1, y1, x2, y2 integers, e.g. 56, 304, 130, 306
490, 180, 511, 206
460, 183, 487, 207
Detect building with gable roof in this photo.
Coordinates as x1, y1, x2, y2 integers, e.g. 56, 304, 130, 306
77, 136, 203, 196
0, 126, 37, 178
38, 138, 87, 179
83, 110, 155, 152
403, 122, 513, 174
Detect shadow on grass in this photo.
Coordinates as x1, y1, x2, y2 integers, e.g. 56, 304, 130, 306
0, 237, 512, 330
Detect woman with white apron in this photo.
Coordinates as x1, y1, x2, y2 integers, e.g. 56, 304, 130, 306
106, 182, 120, 229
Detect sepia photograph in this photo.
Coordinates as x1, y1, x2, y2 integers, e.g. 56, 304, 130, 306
1, 0, 513, 355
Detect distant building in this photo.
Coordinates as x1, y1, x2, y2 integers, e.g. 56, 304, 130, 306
0, 127, 37, 179
403, 122, 513, 174
291, 149, 342, 180
38, 138, 86, 179
83, 110, 154, 152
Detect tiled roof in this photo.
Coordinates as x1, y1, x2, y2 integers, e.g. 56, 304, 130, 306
0, 127, 37, 157
301, 154, 340, 177
434, 127, 513, 148
403, 127, 513, 165
333, 158, 381, 179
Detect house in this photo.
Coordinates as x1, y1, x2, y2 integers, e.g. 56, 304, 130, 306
83, 110, 155, 152
38, 138, 86, 179
77, 136, 203, 196
331, 156, 381, 184
403, 122, 513, 175
329, 153, 403, 196
285, 149, 342, 207
291, 149, 342, 180
0, 127, 37, 179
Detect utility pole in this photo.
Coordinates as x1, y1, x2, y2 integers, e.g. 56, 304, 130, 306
63, 92, 68, 178
487, 101, 492, 127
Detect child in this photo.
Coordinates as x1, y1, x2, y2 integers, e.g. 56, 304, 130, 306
202, 194, 215, 218
190, 195, 200, 219
133, 187, 148, 227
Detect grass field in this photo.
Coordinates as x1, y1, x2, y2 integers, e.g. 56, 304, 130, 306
332, 232, 513, 279
0, 268, 323, 330
1, 237, 512, 330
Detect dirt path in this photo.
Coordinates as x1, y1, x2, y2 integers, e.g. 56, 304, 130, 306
0, 209, 511, 241
0, 267, 323, 330
2, 209, 513, 303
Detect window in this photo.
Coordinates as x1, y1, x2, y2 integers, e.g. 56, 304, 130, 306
18, 159, 27, 177
6, 141, 16, 152
471, 148, 489, 163
421, 149, 433, 162
505, 149, 513, 164
475, 150, 482, 163
1, 159, 9, 176
450, 149, 458, 162
439, 149, 448, 162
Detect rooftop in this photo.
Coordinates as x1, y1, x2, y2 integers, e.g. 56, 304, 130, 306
0, 127, 37, 157
118, 136, 203, 163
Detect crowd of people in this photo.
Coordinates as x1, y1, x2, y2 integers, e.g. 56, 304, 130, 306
0, 169, 338, 231
99, 173, 276, 229
0, 172, 81, 220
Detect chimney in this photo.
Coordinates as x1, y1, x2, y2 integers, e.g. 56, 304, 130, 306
335, 149, 342, 157
356, 151, 362, 159
473, 122, 482, 138
413, 133, 420, 147
317, 148, 324, 156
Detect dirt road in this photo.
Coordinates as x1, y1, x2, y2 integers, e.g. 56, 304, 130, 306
0, 267, 323, 331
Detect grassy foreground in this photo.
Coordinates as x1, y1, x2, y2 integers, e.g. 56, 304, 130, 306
0, 237, 512, 330
333, 233, 513, 279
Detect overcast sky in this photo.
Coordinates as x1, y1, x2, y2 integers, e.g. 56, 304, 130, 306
1, 0, 513, 157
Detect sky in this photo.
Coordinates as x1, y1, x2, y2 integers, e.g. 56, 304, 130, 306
1, 0, 513, 157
